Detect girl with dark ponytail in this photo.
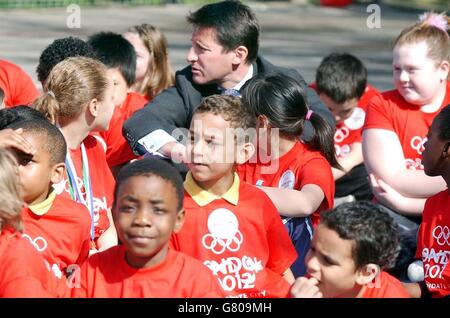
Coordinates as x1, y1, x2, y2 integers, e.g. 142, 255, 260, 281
238, 72, 339, 278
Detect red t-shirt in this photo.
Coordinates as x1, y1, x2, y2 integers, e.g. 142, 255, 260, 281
363, 82, 450, 170
171, 177, 297, 298
237, 141, 334, 227
53, 135, 115, 242
21, 194, 91, 278
362, 271, 409, 298
99, 92, 147, 168
0, 227, 60, 297
0, 59, 39, 107
334, 85, 380, 157
70, 246, 223, 298
416, 190, 450, 298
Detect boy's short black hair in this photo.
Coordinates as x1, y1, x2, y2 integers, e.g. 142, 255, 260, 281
115, 158, 184, 211
437, 104, 450, 140
37, 37, 95, 83
6, 119, 67, 165
321, 201, 400, 270
315, 53, 367, 104
0, 106, 47, 129
88, 32, 136, 87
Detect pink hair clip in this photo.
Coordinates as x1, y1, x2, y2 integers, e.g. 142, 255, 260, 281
418, 12, 449, 33
305, 110, 313, 121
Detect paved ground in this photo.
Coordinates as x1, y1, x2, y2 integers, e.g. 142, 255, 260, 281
0, 1, 423, 91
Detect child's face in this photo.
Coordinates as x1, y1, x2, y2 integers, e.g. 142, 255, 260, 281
187, 112, 241, 188
319, 93, 358, 123
393, 41, 448, 106
107, 68, 128, 108
305, 224, 362, 298
422, 116, 448, 177
123, 32, 151, 83
113, 175, 184, 269
14, 132, 62, 205
94, 77, 116, 131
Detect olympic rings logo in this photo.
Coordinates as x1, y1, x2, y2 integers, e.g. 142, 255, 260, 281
432, 226, 450, 247
22, 234, 48, 252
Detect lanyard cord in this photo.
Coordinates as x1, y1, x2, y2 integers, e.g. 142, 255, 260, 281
65, 142, 95, 240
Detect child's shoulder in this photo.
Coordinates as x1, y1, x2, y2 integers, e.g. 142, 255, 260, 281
52, 194, 91, 221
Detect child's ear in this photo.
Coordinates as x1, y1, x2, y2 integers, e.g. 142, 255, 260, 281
50, 163, 66, 185
232, 45, 248, 65
442, 142, 450, 158
236, 141, 255, 165
355, 263, 380, 286
173, 208, 185, 234
438, 59, 450, 82
87, 98, 99, 118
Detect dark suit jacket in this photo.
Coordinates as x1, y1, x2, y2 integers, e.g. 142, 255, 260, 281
123, 56, 334, 154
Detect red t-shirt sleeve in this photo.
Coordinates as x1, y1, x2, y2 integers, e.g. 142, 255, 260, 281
262, 193, 297, 274
363, 94, 395, 132
298, 157, 334, 211
0, 60, 39, 107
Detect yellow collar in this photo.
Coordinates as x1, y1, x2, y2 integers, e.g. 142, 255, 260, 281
28, 190, 57, 216
184, 171, 240, 207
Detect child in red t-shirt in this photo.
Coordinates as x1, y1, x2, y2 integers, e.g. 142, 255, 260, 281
123, 24, 174, 102
363, 12, 449, 217
291, 201, 409, 298
171, 95, 297, 298
313, 53, 380, 202
70, 158, 223, 298
0, 149, 60, 297
4, 118, 91, 279
403, 105, 450, 298
34, 57, 117, 253
88, 32, 148, 172
362, 12, 450, 276
237, 73, 337, 277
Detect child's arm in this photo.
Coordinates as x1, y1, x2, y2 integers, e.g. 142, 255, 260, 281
96, 209, 118, 252
362, 129, 446, 198
332, 142, 363, 180
370, 174, 426, 216
260, 184, 325, 217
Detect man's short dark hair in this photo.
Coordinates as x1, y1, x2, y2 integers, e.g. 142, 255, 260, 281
321, 201, 400, 270
37, 37, 95, 83
7, 119, 67, 165
88, 32, 136, 87
115, 158, 184, 211
187, 0, 259, 63
315, 53, 367, 104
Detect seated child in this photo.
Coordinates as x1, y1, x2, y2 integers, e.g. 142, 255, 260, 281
36, 36, 96, 86
313, 53, 380, 202
88, 31, 148, 171
291, 201, 409, 298
3, 118, 91, 279
404, 104, 450, 298
238, 73, 337, 277
171, 95, 297, 298
70, 158, 223, 298
0, 149, 60, 297
34, 56, 117, 253
123, 24, 174, 101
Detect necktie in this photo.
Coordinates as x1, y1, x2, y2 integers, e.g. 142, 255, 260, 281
220, 88, 241, 97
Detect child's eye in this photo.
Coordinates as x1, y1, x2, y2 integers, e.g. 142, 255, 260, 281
120, 205, 135, 213
153, 208, 166, 215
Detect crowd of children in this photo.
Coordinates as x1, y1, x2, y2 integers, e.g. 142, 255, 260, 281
0, 0, 449, 298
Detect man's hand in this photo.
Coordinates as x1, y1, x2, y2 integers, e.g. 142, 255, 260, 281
160, 141, 188, 164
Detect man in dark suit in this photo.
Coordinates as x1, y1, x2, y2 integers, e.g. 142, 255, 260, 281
123, 0, 333, 164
